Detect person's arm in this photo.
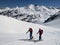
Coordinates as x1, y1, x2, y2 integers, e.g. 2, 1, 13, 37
26, 30, 29, 34
37, 31, 39, 34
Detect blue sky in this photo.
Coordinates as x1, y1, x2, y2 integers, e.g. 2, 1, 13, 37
0, 0, 60, 7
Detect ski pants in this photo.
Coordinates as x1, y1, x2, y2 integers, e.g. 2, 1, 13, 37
39, 35, 41, 40
30, 32, 32, 39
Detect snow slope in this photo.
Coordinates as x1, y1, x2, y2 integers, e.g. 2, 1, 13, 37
44, 18, 60, 28
0, 15, 60, 45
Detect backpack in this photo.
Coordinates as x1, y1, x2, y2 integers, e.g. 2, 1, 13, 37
39, 29, 43, 35
29, 28, 33, 32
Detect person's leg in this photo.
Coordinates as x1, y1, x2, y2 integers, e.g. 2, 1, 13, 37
30, 33, 32, 39
39, 35, 41, 40
30, 32, 32, 39
31, 32, 33, 39
30, 34, 31, 39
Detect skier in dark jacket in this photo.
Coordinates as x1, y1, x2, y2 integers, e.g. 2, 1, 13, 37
37, 28, 43, 40
26, 28, 33, 39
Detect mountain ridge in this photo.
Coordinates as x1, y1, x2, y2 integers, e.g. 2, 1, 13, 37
0, 4, 60, 23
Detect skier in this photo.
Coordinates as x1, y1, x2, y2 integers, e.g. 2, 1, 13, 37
37, 28, 43, 40
26, 28, 33, 40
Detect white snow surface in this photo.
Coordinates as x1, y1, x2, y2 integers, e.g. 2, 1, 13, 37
44, 18, 60, 28
0, 15, 60, 45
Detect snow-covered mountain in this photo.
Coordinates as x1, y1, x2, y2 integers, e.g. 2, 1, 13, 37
0, 15, 60, 45
0, 4, 60, 23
